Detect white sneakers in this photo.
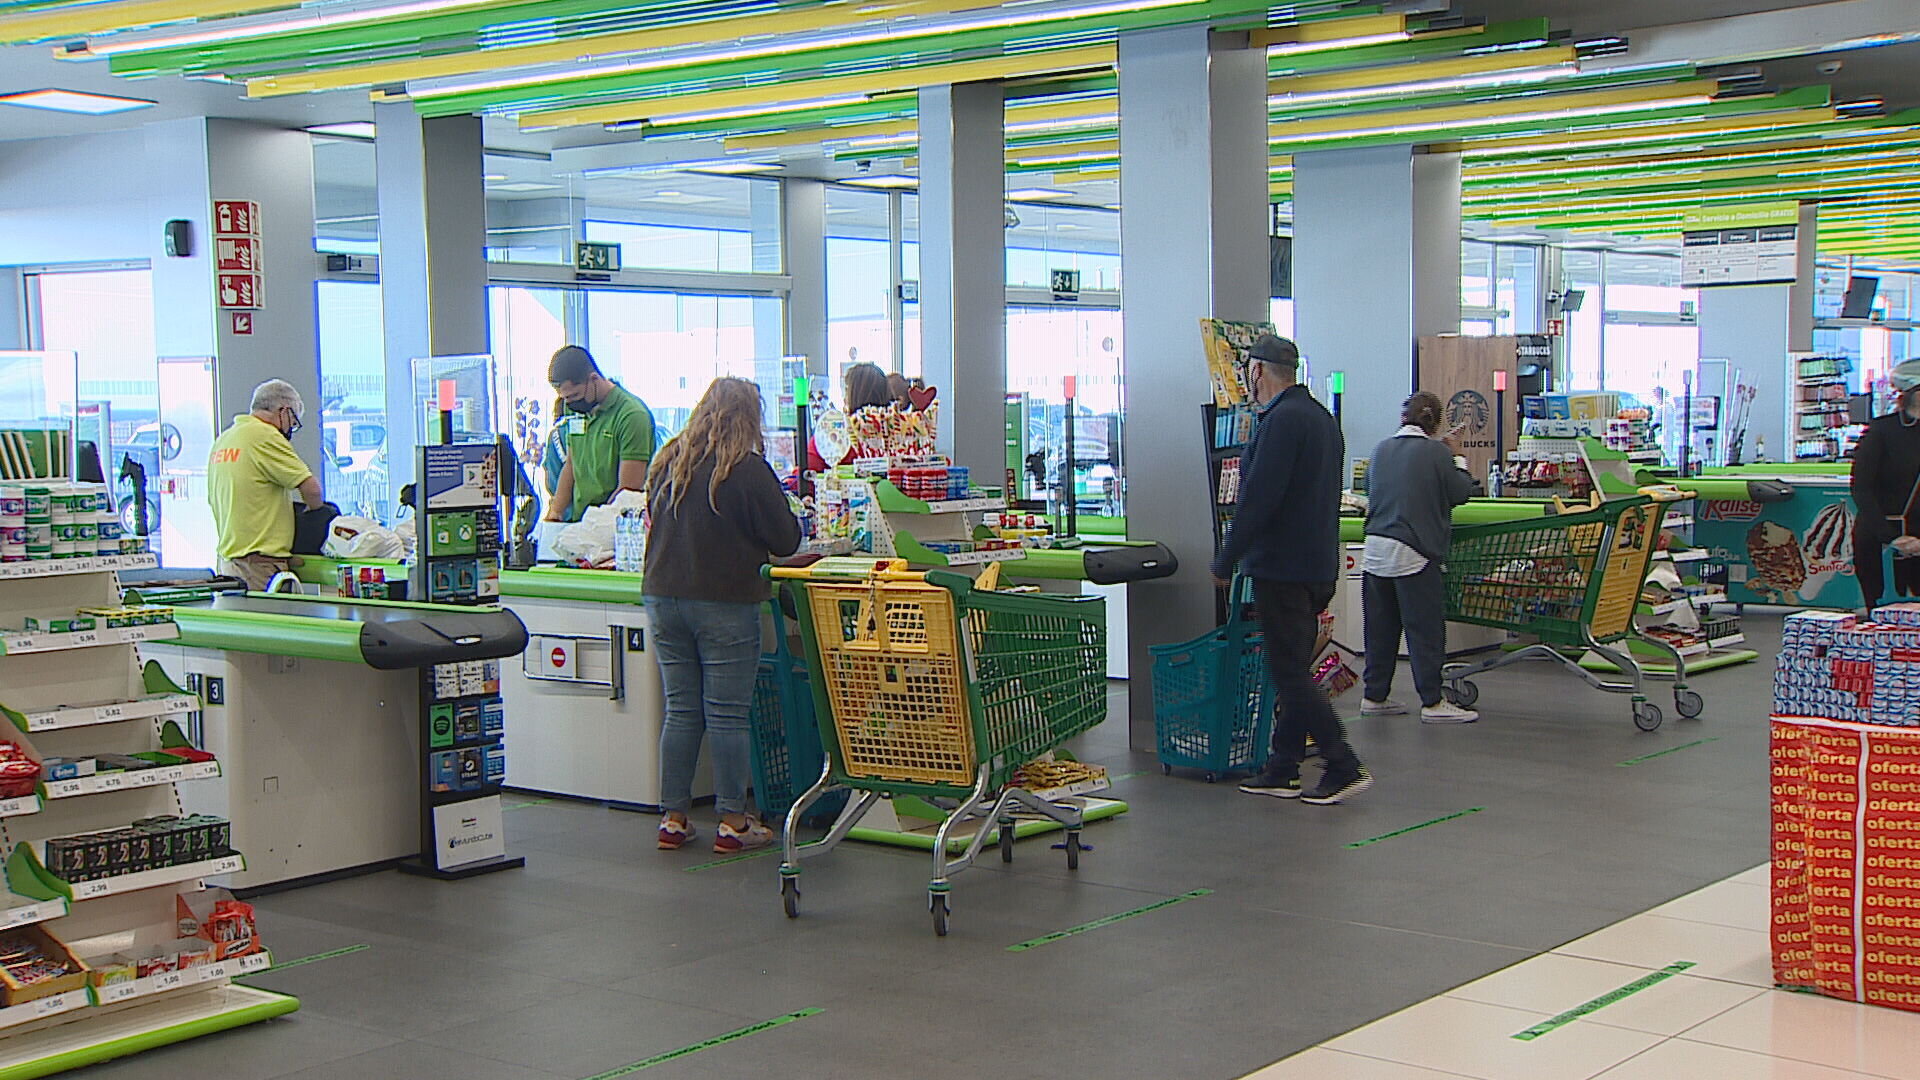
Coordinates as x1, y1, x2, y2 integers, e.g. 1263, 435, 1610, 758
1360, 698, 1407, 716
1420, 701, 1479, 724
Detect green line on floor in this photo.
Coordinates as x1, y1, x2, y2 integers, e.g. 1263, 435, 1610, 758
1108, 770, 1149, 782
1345, 808, 1484, 849
579, 1009, 824, 1076
1618, 738, 1719, 767
500, 797, 555, 810
1006, 889, 1212, 952
683, 848, 780, 872
1510, 961, 1697, 1041
250, 943, 369, 973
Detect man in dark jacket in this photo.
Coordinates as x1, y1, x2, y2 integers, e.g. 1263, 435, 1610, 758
1212, 335, 1367, 805
1853, 359, 1920, 611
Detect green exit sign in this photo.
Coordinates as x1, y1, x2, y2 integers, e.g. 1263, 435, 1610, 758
576, 242, 621, 272
1050, 269, 1080, 300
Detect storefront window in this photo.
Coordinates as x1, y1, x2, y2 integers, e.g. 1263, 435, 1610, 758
1600, 252, 1699, 407
825, 186, 892, 387
1005, 204, 1120, 291
584, 290, 785, 439
312, 136, 378, 256
489, 286, 573, 507
902, 194, 921, 379
316, 280, 390, 520
1006, 305, 1123, 511
1562, 250, 1604, 390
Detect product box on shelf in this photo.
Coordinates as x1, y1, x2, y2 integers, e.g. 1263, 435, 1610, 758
0, 925, 89, 1006
1773, 605, 1920, 726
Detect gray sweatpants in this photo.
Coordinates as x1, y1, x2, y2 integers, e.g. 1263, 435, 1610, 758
1362, 565, 1448, 708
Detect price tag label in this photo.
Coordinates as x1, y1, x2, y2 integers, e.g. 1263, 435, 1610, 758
202, 962, 230, 981
1, 902, 52, 930
100, 983, 135, 1004
96, 773, 127, 791
8, 637, 36, 652
153, 971, 183, 992
46, 780, 83, 799
163, 766, 186, 784
72, 880, 110, 900
238, 953, 270, 973
69, 631, 98, 646
33, 993, 71, 1016
97, 705, 124, 720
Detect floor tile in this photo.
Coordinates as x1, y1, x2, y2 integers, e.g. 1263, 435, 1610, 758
1244, 1047, 1478, 1078
1593, 1038, 1894, 1080
1732, 863, 1770, 885
275, 1039, 566, 1080
1553, 914, 1774, 987
1682, 990, 1920, 1078
416, 987, 755, 1077
1645, 879, 1769, 932
1324, 995, 1662, 1080
1447, 953, 1764, 1036
56, 1013, 398, 1080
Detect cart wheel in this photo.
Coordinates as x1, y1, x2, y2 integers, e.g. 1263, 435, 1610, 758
1065, 830, 1082, 870
1445, 681, 1480, 708
1674, 689, 1704, 719
931, 893, 950, 937
781, 876, 800, 919
999, 821, 1015, 863
1633, 701, 1664, 732
1161, 763, 1173, 776
1204, 772, 1217, 784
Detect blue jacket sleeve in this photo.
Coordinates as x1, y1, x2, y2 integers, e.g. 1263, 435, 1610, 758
1437, 442, 1475, 508
1212, 408, 1300, 578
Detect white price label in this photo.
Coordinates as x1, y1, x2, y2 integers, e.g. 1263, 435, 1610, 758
211, 856, 242, 875
69, 631, 98, 646
99, 983, 135, 1004
8, 637, 35, 652
153, 971, 183, 992
32, 993, 70, 1016
46, 780, 83, 798
71, 880, 110, 900
0, 902, 55, 930
96, 773, 127, 791
202, 962, 230, 981
97, 705, 124, 720
163, 766, 186, 783
237, 953, 270, 973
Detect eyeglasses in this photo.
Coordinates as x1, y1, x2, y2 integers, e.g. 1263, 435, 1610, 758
282, 407, 303, 436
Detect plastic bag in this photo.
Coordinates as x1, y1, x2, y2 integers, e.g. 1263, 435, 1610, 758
321, 516, 404, 560
552, 489, 647, 568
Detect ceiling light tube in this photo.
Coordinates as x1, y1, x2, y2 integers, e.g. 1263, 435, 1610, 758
1270, 87, 1718, 145
1270, 64, 1579, 109
63, 0, 517, 58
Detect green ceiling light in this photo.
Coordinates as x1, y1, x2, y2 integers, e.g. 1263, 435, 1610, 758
1267, 18, 1551, 77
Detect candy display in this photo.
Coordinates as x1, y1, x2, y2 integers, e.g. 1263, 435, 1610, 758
41, 815, 234, 882
0, 926, 88, 1005
1774, 605, 1920, 725
0, 740, 40, 799
177, 892, 262, 961
846, 403, 938, 463
337, 564, 404, 600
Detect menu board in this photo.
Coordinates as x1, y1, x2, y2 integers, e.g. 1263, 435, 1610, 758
1773, 715, 1920, 1010
1682, 203, 1801, 288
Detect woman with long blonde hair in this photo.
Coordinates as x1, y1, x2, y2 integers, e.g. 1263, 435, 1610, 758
644, 377, 801, 853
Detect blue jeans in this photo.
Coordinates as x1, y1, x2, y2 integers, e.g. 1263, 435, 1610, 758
648, 595, 761, 817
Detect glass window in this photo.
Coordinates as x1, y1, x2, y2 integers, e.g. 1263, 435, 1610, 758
1462, 241, 1494, 315
902, 194, 921, 379
825, 186, 893, 386
1496, 245, 1541, 335
585, 290, 785, 439
1599, 252, 1699, 408
1006, 305, 1123, 512
489, 287, 573, 507
313, 136, 379, 255
315, 280, 391, 520
1004, 204, 1120, 290
1562, 250, 1603, 390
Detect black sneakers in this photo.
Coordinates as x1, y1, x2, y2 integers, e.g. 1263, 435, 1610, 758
1238, 767, 1302, 799
1302, 763, 1372, 805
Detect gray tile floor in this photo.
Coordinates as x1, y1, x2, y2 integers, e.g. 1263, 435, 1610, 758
70, 616, 1779, 1079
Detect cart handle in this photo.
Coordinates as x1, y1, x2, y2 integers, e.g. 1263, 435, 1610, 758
1551, 491, 1604, 515
766, 558, 928, 583
1636, 484, 1698, 502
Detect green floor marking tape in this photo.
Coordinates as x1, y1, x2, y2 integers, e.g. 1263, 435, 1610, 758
1618, 738, 1720, 767
1511, 962, 1696, 1041
1108, 770, 1150, 782
249, 944, 369, 974
1346, 808, 1484, 849
1007, 889, 1211, 952
579, 1009, 824, 1077
683, 848, 780, 872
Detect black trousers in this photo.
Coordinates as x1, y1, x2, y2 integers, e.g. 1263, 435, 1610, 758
1252, 578, 1356, 771
1362, 566, 1448, 708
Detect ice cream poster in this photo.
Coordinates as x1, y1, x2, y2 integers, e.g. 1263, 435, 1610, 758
1695, 492, 1861, 610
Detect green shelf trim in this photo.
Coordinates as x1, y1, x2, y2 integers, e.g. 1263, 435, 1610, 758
1704, 464, 1851, 477
0, 988, 298, 1080
169, 610, 367, 665
1268, 63, 1699, 124
499, 568, 646, 605
6, 844, 60, 903
846, 798, 1127, 852
1268, 17, 1552, 76
140, 661, 191, 699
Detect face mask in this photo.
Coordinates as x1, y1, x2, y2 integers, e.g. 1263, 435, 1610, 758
565, 397, 594, 415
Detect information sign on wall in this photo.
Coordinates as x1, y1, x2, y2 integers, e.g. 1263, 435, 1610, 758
1681, 202, 1800, 288
213, 198, 264, 310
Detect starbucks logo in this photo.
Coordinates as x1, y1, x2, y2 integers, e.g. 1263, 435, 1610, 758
1446, 390, 1491, 436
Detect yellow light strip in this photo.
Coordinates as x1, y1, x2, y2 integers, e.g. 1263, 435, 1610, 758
49, 0, 522, 54
1435, 107, 1840, 156
1468, 162, 1826, 201
1268, 45, 1578, 97
250, 0, 957, 97
1463, 130, 1920, 180
1268, 80, 1720, 142
1251, 13, 1404, 50
725, 117, 919, 151
1468, 176, 1920, 216
520, 43, 1115, 129
720, 97, 1115, 152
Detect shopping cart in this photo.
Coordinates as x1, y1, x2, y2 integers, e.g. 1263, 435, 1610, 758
1149, 577, 1273, 782
747, 603, 849, 828
768, 560, 1106, 936
1439, 490, 1699, 731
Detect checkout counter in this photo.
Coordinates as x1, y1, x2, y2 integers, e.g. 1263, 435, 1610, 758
1652, 465, 1860, 610
144, 593, 528, 889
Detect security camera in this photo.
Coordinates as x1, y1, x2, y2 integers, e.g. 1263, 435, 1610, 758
854, 160, 873, 173
1817, 59, 1843, 75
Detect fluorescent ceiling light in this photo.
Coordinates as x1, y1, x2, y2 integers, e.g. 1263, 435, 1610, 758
1269, 65, 1578, 109
1487, 232, 1550, 242
1005, 113, 1117, 136
1007, 188, 1073, 201
488, 181, 559, 192
307, 121, 377, 139
0, 89, 153, 114
1272, 92, 1715, 145
1268, 31, 1410, 58
843, 174, 919, 188
649, 95, 872, 129
317, 215, 379, 225
486, 225, 571, 235
688, 161, 781, 175
1055, 223, 1083, 230
647, 191, 723, 204
482, 173, 507, 181
74, 0, 512, 58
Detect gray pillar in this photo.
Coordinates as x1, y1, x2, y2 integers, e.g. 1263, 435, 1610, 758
1699, 285, 1790, 463
375, 103, 490, 489
1292, 145, 1462, 476
1117, 27, 1268, 748
918, 81, 1005, 479
783, 178, 827, 378
0, 268, 25, 350
144, 118, 215, 363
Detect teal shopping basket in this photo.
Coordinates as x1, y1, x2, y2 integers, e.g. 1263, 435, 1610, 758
1149, 578, 1272, 782
749, 602, 848, 827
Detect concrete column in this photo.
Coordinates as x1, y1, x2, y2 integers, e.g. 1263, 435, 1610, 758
783, 178, 828, 379
143, 118, 216, 364
1699, 285, 1790, 462
918, 81, 1005, 478
375, 103, 490, 489
1116, 26, 1268, 747
0, 269, 25, 350
1292, 145, 1462, 475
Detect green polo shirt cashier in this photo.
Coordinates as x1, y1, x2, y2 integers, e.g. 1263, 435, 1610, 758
543, 345, 657, 523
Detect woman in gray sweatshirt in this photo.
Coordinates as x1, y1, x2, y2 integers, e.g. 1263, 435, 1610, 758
1360, 392, 1478, 723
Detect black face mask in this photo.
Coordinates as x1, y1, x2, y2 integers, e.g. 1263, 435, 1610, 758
565, 397, 595, 415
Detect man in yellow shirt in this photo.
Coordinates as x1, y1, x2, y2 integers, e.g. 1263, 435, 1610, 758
208, 379, 324, 589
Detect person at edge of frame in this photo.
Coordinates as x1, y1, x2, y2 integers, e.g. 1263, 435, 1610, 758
1851, 357, 1920, 613
1210, 335, 1371, 806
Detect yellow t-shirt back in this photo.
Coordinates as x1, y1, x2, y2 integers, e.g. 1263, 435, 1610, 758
208, 415, 314, 560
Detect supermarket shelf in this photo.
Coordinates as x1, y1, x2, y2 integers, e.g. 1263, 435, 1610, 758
0, 989, 88, 1032
0, 983, 297, 1077
1710, 633, 1747, 649
0, 555, 155, 582
43, 761, 219, 801
0, 624, 179, 657
941, 548, 1027, 567
93, 951, 271, 1007
1642, 592, 1727, 615
873, 480, 1006, 516
0, 796, 38, 820
1024, 777, 1111, 802
58, 855, 244, 903
0, 898, 65, 932
14, 694, 199, 735
1668, 549, 1711, 562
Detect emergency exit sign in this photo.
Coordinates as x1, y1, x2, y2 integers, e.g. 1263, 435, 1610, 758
575, 242, 621, 273
1050, 269, 1080, 301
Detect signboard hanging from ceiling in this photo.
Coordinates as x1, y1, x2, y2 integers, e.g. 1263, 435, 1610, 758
1680, 202, 1801, 288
